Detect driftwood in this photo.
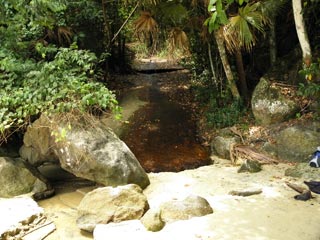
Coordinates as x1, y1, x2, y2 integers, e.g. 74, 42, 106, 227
230, 144, 280, 165
229, 188, 262, 197
285, 181, 306, 194
285, 181, 313, 201
22, 220, 55, 240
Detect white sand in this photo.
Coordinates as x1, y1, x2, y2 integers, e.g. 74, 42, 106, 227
40, 159, 320, 240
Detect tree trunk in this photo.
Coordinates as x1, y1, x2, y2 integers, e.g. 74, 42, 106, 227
207, 42, 218, 88
292, 0, 312, 66
101, 0, 111, 50
235, 48, 248, 103
269, 16, 277, 66
214, 29, 240, 99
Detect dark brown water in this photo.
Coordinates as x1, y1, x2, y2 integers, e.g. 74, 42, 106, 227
121, 72, 211, 172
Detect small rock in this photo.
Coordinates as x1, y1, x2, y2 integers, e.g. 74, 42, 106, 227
140, 209, 165, 232
160, 195, 213, 223
238, 160, 262, 173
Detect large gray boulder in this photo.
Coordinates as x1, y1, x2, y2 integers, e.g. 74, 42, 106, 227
77, 184, 149, 232
251, 78, 299, 125
0, 157, 45, 197
271, 123, 320, 162
20, 114, 150, 189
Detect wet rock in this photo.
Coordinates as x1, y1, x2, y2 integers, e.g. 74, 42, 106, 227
140, 208, 165, 232
0, 157, 45, 197
160, 195, 213, 223
77, 184, 149, 232
0, 197, 52, 239
20, 114, 150, 190
285, 163, 320, 179
251, 78, 299, 125
237, 160, 262, 173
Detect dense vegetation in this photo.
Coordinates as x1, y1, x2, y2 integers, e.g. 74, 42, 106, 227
0, 0, 319, 143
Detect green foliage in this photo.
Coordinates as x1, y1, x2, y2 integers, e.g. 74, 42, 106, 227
297, 82, 320, 98
298, 60, 320, 98
224, 2, 268, 53
0, 44, 120, 139
0, 0, 120, 142
205, 0, 229, 33
206, 96, 245, 128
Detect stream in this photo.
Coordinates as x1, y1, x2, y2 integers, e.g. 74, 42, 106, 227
112, 69, 211, 172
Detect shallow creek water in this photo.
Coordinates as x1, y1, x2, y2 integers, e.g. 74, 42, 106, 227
119, 72, 211, 172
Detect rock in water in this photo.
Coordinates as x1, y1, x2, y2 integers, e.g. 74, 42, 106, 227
54, 123, 150, 189
77, 184, 149, 232
20, 114, 150, 190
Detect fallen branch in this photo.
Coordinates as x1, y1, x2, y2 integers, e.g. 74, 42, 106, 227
229, 188, 262, 197
22, 220, 56, 240
285, 181, 313, 201
285, 181, 306, 193
230, 144, 280, 165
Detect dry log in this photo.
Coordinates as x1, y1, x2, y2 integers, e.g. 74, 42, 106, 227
22, 220, 55, 240
285, 181, 307, 194
229, 188, 263, 197
285, 181, 313, 201
230, 144, 280, 165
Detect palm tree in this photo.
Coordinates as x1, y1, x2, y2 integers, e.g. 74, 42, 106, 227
223, 2, 269, 102
214, 28, 241, 99
134, 11, 158, 51
168, 27, 190, 56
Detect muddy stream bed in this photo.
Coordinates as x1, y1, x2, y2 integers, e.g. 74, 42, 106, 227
116, 70, 210, 172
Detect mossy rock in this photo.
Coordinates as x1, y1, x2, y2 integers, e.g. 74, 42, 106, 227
285, 163, 320, 180
238, 160, 262, 173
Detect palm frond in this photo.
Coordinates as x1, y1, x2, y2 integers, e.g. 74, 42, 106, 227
47, 26, 73, 46
168, 27, 190, 54
223, 2, 268, 53
134, 11, 158, 34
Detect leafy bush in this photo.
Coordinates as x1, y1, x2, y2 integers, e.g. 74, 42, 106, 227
0, 0, 120, 143
298, 60, 320, 99
0, 44, 120, 142
206, 97, 245, 128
